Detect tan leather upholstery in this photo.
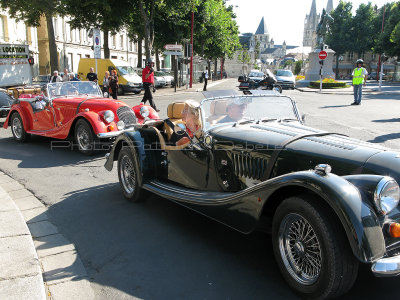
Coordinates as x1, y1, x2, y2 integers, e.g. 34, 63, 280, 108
165, 102, 186, 140
207, 100, 228, 124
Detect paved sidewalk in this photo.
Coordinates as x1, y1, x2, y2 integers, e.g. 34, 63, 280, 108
0, 171, 95, 300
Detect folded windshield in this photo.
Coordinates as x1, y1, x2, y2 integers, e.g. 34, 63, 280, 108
47, 81, 102, 98
201, 95, 299, 130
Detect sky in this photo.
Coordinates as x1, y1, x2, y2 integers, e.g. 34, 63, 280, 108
228, 0, 390, 46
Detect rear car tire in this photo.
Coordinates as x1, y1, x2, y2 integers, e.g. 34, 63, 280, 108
74, 119, 97, 155
118, 85, 125, 95
11, 112, 30, 142
272, 195, 358, 300
117, 148, 144, 202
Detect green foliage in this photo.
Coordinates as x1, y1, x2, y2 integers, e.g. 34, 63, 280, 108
375, 2, 400, 58
351, 3, 377, 56
325, 1, 353, 56
309, 81, 349, 88
294, 61, 302, 75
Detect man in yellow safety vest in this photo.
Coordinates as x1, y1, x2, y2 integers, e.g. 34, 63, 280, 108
351, 59, 368, 105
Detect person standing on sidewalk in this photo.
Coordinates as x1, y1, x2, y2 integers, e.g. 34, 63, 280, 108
141, 58, 159, 112
86, 67, 98, 83
109, 69, 119, 100
203, 67, 209, 91
351, 59, 368, 105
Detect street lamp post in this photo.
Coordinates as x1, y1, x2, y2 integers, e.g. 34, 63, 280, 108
190, 10, 194, 88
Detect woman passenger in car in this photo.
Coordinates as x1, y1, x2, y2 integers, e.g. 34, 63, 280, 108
170, 100, 201, 146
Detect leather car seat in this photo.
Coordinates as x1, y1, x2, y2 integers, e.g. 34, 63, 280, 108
164, 102, 186, 141
207, 100, 228, 124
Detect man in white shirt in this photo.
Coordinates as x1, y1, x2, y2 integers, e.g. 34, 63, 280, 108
49, 71, 62, 83
203, 67, 209, 91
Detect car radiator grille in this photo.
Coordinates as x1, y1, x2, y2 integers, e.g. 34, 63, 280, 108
232, 153, 268, 180
117, 106, 137, 126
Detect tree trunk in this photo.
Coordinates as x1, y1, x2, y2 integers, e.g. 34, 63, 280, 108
138, 0, 155, 60
335, 55, 340, 80
155, 48, 160, 70
45, 14, 59, 72
213, 58, 217, 80
103, 29, 110, 59
137, 38, 143, 67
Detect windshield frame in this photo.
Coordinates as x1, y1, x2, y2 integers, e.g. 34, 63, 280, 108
248, 72, 264, 78
46, 81, 102, 99
276, 70, 294, 77
200, 94, 302, 132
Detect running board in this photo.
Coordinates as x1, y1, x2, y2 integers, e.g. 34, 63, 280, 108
143, 180, 236, 205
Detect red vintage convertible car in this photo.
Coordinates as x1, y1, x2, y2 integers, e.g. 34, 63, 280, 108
3, 81, 158, 154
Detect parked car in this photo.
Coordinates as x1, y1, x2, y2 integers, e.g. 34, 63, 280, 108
369, 72, 388, 80
104, 90, 400, 299
155, 71, 174, 86
154, 73, 166, 88
3, 81, 158, 155
0, 88, 13, 118
275, 69, 296, 89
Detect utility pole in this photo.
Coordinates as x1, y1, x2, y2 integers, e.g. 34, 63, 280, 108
377, 5, 386, 81
190, 10, 194, 88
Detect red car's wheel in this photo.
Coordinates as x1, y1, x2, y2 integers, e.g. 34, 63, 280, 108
74, 119, 97, 155
10, 112, 30, 142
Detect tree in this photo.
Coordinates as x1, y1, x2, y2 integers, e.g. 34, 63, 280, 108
350, 3, 377, 57
237, 46, 251, 74
61, 0, 132, 59
325, 1, 353, 79
375, 2, 400, 58
294, 60, 302, 75
0, 0, 60, 72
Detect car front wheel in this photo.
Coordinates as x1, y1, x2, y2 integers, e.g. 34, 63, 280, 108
11, 112, 30, 142
272, 195, 358, 299
74, 119, 97, 155
117, 148, 144, 202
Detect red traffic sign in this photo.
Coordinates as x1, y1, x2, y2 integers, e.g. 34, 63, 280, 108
164, 44, 183, 51
318, 50, 328, 60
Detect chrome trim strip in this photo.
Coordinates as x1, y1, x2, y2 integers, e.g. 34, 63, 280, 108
371, 255, 400, 277
97, 127, 135, 138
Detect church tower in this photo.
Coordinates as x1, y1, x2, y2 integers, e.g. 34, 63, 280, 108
326, 0, 334, 14
303, 0, 320, 47
250, 17, 270, 55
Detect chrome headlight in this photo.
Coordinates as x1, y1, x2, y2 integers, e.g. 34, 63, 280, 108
374, 177, 400, 214
117, 120, 125, 130
140, 106, 150, 118
103, 110, 115, 123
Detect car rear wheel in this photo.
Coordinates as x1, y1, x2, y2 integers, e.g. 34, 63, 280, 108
118, 85, 125, 95
272, 195, 358, 299
117, 148, 144, 202
75, 119, 97, 155
11, 112, 30, 142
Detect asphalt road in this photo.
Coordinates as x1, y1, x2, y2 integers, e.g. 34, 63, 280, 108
1, 79, 400, 299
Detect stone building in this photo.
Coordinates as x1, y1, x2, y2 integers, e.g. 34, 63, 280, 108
0, 9, 40, 77
303, 0, 333, 48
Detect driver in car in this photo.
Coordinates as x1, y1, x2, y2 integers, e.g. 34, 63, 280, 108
170, 100, 201, 146
219, 101, 247, 123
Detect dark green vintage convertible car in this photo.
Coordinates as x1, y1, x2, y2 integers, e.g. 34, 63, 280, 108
104, 90, 400, 299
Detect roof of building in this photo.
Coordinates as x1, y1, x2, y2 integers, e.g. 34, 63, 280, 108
326, 0, 333, 14
310, 0, 317, 16
255, 17, 268, 35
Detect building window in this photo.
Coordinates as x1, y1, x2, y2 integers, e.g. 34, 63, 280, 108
129, 41, 133, 52
112, 35, 116, 48
120, 35, 124, 49
372, 53, 376, 60
85, 54, 90, 58
348, 52, 353, 60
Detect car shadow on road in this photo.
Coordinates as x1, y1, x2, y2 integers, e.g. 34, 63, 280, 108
44, 183, 298, 299
0, 135, 106, 168
37, 182, 400, 300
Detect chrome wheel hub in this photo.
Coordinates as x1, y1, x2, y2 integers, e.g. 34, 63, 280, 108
77, 126, 90, 150
120, 154, 136, 194
12, 117, 22, 139
278, 213, 322, 285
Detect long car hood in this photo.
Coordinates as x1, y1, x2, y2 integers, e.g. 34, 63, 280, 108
210, 121, 396, 179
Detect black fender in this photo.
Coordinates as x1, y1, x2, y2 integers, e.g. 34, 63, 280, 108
262, 171, 385, 263
105, 128, 162, 179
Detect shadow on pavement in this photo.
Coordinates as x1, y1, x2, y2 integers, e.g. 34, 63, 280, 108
0, 134, 106, 168
373, 118, 400, 123
34, 182, 400, 299
368, 133, 400, 143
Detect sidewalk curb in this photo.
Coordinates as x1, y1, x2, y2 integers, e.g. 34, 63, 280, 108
0, 171, 95, 300
296, 87, 400, 95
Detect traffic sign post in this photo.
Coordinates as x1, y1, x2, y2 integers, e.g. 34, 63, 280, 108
93, 28, 101, 75
164, 44, 183, 51
318, 51, 327, 93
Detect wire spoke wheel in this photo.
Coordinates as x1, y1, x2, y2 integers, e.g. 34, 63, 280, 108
76, 125, 91, 150
278, 213, 322, 285
120, 153, 136, 194
12, 116, 23, 139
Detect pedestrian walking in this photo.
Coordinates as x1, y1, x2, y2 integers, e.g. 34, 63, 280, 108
103, 71, 110, 97
49, 70, 62, 83
351, 59, 368, 105
141, 58, 159, 112
203, 67, 209, 91
86, 67, 98, 83
62, 68, 70, 82
109, 70, 119, 100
